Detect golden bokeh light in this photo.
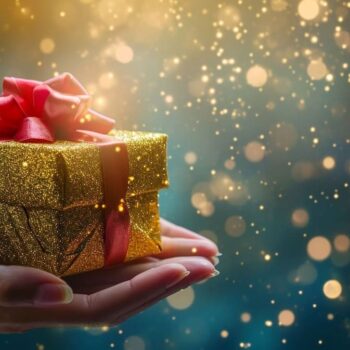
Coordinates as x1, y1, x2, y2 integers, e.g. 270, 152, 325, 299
307, 236, 332, 261
220, 329, 229, 338
184, 151, 198, 165
241, 312, 251, 323
166, 286, 195, 310
323, 280, 342, 299
278, 309, 295, 326
124, 336, 146, 350
307, 60, 328, 80
244, 141, 265, 162
298, 0, 320, 21
115, 42, 134, 64
225, 215, 246, 237
334, 234, 350, 253
246, 65, 268, 88
322, 156, 336, 170
291, 208, 309, 228
39, 37, 55, 54
210, 173, 235, 200
334, 30, 350, 50
191, 192, 215, 217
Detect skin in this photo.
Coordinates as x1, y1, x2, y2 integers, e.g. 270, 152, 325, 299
0, 219, 219, 333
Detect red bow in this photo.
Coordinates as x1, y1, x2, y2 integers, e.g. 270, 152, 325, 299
0, 72, 115, 142
0, 73, 130, 268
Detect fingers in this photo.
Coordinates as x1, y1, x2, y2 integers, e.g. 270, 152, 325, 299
0, 259, 216, 329
156, 236, 218, 259
0, 263, 190, 327
109, 258, 218, 324
65, 256, 215, 294
161, 219, 215, 241
85, 263, 190, 323
0, 265, 73, 307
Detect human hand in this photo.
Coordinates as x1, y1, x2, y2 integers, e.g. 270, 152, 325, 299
0, 219, 220, 332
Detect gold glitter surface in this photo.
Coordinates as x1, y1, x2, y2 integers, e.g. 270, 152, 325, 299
125, 191, 162, 261
112, 131, 169, 196
0, 131, 167, 276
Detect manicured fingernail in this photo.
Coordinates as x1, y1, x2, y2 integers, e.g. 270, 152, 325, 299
196, 269, 221, 284
34, 284, 73, 305
216, 252, 223, 257
209, 256, 220, 266
210, 269, 220, 277
166, 270, 190, 289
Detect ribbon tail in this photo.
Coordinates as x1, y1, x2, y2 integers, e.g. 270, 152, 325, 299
97, 138, 130, 266
104, 208, 130, 266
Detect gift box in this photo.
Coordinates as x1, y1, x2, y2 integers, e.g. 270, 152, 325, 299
0, 73, 168, 276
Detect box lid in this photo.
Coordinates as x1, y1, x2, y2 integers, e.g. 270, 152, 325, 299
0, 131, 168, 210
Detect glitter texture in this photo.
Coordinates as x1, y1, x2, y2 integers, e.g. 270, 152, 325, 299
0, 131, 168, 276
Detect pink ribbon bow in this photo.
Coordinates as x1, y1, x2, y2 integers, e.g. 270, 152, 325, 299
0, 72, 115, 142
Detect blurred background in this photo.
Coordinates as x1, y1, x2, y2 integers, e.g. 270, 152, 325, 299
0, 0, 349, 349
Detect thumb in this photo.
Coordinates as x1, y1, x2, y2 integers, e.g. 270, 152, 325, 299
0, 265, 73, 307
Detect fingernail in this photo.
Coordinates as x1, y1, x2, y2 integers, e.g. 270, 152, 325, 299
196, 269, 221, 284
209, 256, 220, 266
34, 284, 73, 306
210, 269, 220, 277
216, 252, 223, 257
166, 270, 190, 289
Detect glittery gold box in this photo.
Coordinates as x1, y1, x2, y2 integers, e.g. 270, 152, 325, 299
0, 131, 168, 276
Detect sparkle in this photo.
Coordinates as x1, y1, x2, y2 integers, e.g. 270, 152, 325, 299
220, 330, 229, 338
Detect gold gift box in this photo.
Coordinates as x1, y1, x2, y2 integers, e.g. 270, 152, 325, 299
0, 131, 168, 276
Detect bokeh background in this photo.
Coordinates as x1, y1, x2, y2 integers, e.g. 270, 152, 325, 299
0, 0, 350, 349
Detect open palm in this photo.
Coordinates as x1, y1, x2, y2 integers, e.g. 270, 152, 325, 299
0, 219, 219, 332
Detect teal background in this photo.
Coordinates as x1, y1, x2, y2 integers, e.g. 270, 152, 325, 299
0, 0, 349, 349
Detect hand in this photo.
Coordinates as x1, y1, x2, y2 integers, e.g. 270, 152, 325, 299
0, 219, 220, 332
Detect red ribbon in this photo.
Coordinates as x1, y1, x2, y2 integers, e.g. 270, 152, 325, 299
0, 73, 130, 266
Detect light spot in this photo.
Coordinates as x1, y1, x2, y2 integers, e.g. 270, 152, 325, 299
246, 65, 268, 88
225, 216, 246, 237
115, 43, 134, 64
265, 320, 273, 327
244, 141, 265, 162
291, 208, 309, 228
334, 234, 350, 252
167, 286, 195, 310
185, 152, 198, 165
278, 309, 295, 326
264, 254, 271, 261
322, 156, 336, 170
323, 280, 342, 299
240, 312, 251, 323
307, 60, 328, 80
307, 236, 332, 261
220, 329, 229, 338
39, 38, 55, 54
298, 0, 320, 21
124, 336, 145, 350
